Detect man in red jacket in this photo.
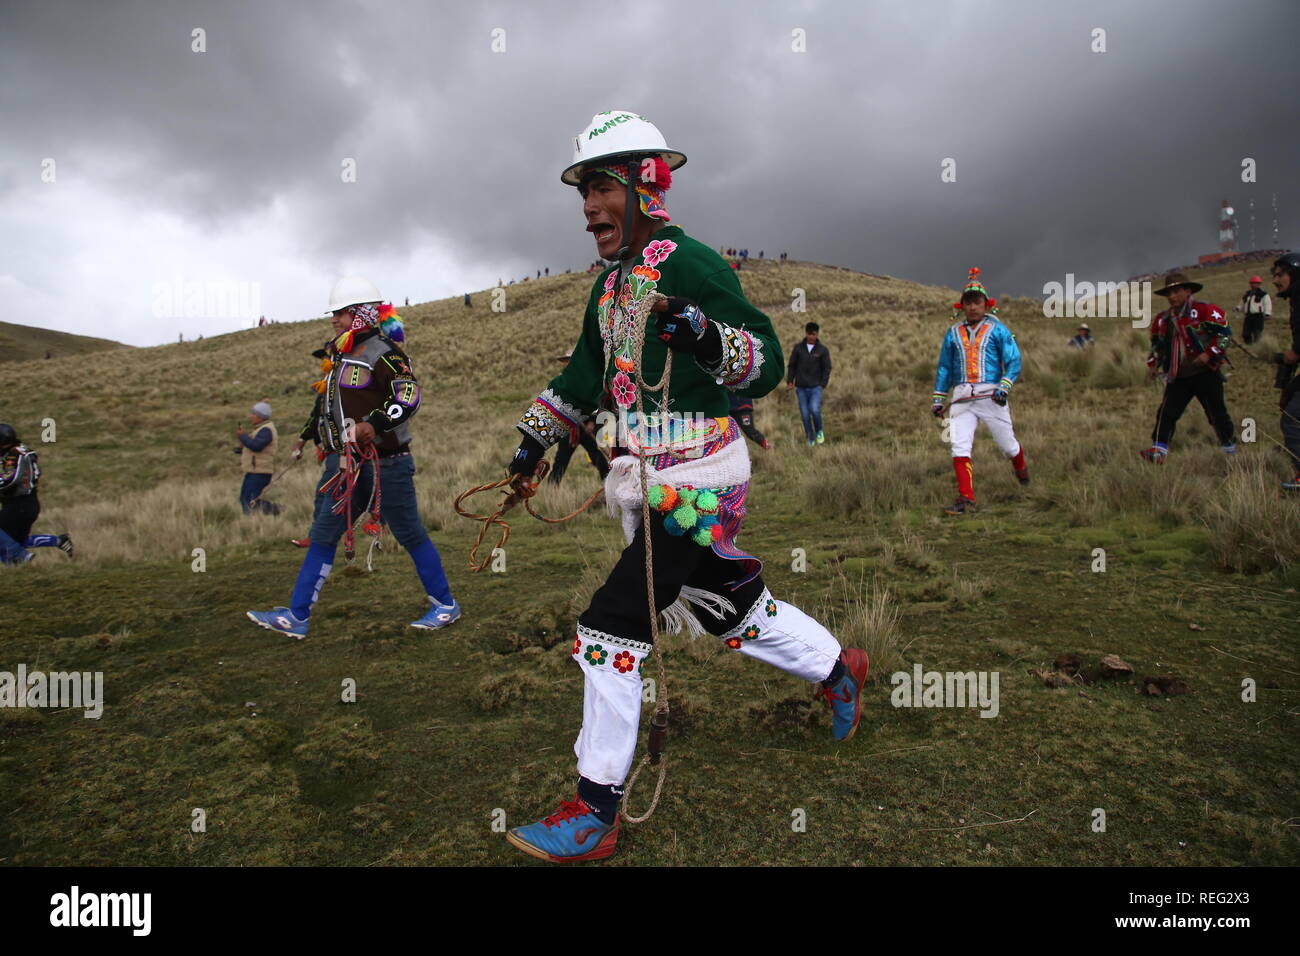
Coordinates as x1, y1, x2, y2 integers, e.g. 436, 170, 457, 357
1141, 272, 1236, 462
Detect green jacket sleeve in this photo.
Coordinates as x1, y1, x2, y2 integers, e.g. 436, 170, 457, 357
693, 266, 784, 399
515, 275, 608, 449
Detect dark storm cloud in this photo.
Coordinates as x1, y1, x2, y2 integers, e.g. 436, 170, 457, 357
2, 0, 1295, 310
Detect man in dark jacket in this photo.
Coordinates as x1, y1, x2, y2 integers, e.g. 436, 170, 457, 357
1140, 272, 1236, 463
1272, 252, 1300, 490
786, 321, 832, 446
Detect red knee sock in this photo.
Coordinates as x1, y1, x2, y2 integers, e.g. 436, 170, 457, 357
1010, 447, 1026, 471
953, 456, 974, 500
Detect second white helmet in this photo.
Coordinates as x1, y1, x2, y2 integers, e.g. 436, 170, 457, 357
327, 275, 383, 313
561, 110, 687, 185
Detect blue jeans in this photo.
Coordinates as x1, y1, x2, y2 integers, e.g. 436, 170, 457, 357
290, 453, 453, 618
240, 473, 273, 514
308, 455, 431, 549
0, 527, 29, 565
796, 386, 823, 441
310, 452, 336, 525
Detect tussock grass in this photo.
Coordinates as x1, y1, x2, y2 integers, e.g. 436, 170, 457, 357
823, 573, 908, 683
1204, 457, 1300, 571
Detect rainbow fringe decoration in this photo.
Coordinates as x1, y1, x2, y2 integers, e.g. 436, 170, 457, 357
378, 303, 405, 343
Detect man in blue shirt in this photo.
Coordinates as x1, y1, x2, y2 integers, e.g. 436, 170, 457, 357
931, 268, 1029, 515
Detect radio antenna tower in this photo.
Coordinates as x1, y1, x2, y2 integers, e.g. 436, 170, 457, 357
1218, 199, 1237, 254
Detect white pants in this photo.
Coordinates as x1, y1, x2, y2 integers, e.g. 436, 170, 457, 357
571, 588, 841, 786
948, 384, 1021, 459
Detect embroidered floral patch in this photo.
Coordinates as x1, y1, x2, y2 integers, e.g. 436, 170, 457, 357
584, 644, 608, 666
742, 624, 761, 641
610, 370, 636, 408
765, 599, 777, 617
724, 636, 743, 650
642, 238, 678, 268
612, 651, 636, 673
572, 635, 582, 656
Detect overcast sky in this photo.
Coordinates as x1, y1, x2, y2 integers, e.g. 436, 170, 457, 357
2, 0, 1296, 345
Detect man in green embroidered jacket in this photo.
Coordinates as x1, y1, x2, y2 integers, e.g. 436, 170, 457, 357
500, 110, 870, 864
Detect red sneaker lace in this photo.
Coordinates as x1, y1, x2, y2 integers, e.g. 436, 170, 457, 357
542, 799, 591, 828
816, 684, 851, 706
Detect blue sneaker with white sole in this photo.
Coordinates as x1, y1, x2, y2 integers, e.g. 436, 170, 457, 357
505, 797, 620, 862
246, 607, 309, 640
815, 648, 870, 741
410, 599, 461, 630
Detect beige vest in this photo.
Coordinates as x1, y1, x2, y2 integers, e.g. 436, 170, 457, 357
241, 421, 278, 474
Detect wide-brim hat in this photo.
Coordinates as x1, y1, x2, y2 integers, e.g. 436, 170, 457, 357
1154, 272, 1203, 296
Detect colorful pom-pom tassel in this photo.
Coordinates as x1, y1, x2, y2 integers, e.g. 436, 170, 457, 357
663, 514, 684, 536
677, 487, 698, 506
670, 504, 698, 530
653, 484, 678, 512
695, 490, 719, 513
691, 526, 715, 546
647, 485, 666, 510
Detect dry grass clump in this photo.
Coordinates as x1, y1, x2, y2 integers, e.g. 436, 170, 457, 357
822, 573, 908, 683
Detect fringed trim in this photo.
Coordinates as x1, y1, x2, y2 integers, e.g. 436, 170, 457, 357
657, 586, 739, 639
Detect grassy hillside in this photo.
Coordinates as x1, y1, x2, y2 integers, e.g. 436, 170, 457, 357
0, 319, 126, 364
0, 258, 1296, 866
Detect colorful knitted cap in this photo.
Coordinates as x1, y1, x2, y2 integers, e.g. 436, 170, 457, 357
952, 267, 997, 318
590, 157, 673, 222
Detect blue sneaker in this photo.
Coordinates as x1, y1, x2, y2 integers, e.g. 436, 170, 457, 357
815, 648, 870, 741
410, 599, 461, 630
246, 607, 309, 640
505, 797, 620, 862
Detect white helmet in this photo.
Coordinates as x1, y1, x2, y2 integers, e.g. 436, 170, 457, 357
561, 110, 687, 185
327, 275, 382, 313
